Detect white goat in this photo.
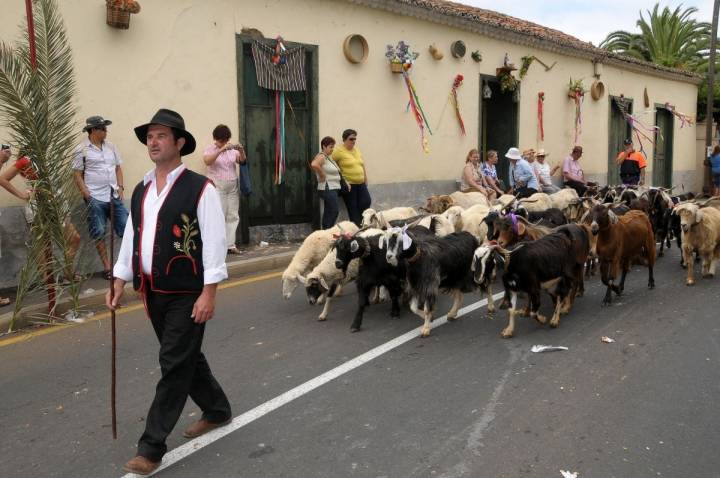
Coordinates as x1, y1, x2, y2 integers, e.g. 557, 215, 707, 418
457, 204, 491, 242
281, 221, 358, 299
361, 207, 417, 228
549, 188, 580, 212
675, 203, 720, 285
417, 214, 455, 237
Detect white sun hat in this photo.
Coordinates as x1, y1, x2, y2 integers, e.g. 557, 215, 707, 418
505, 147, 522, 161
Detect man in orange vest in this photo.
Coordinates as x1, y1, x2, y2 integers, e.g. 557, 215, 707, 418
616, 138, 647, 186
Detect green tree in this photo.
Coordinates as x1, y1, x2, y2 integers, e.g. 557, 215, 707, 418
600, 4, 711, 70
0, 0, 85, 330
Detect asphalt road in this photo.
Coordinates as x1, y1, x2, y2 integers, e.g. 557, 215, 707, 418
1, 246, 719, 478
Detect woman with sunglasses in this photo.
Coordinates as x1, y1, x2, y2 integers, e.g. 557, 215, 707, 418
331, 129, 371, 227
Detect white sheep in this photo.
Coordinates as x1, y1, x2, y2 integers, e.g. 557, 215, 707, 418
301, 248, 360, 321
449, 191, 491, 209
361, 207, 418, 228
441, 205, 465, 231
675, 203, 720, 285
281, 221, 359, 299
517, 192, 553, 212
457, 204, 491, 242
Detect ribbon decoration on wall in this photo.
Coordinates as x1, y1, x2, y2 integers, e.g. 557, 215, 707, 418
664, 102, 695, 128
251, 37, 306, 185
538, 92, 545, 141
402, 71, 432, 153
572, 92, 583, 144
450, 74, 466, 136
613, 97, 660, 155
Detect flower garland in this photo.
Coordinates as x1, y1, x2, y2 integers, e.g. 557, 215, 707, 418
402, 71, 432, 153
568, 78, 585, 144
450, 74, 466, 136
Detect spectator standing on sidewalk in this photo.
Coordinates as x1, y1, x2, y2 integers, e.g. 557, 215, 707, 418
0, 143, 14, 306
72, 115, 128, 279
616, 138, 647, 186
310, 136, 342, 229
332, 129, 371, 227
108, 109, 232, 476
202, 124, 246, 254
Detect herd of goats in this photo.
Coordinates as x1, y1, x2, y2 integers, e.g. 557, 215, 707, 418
280, 186, 720, 339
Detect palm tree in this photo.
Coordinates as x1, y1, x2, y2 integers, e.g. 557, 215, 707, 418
600, 4, 712, 70
0, 0, 85, 330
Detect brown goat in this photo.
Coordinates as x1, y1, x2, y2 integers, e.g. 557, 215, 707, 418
496, 214, 552, 248
587, 205, 656, 305
424, 195, 454, 214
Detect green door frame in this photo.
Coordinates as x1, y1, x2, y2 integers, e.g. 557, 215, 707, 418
653, 103, 674, 188
235, 35, 320, 243
608, 96, 632, 185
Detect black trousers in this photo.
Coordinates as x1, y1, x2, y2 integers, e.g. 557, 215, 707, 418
138, 289, 232, 461
342, 183, 372, 227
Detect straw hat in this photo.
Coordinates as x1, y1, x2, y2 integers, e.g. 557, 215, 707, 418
536, 148, 549, 158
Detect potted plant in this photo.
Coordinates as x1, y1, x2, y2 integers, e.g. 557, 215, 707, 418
386, 41, 419, 74
567, 77, 585, 99
106, 0, 141, 29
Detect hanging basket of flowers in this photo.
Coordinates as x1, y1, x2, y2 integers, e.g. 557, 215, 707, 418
567, 77, 585, 99
106, 0, 141, 29
386, 41, 419, 74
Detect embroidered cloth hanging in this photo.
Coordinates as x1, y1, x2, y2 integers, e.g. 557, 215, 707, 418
251, 39, 306, 91
251, 37, 306, 184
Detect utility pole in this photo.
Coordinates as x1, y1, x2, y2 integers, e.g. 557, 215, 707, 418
705, 0, 719, 193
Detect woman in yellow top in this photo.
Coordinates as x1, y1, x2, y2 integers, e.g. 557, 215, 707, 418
331, 129, 371, 226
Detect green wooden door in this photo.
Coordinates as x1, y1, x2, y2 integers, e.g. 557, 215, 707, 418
608, 97, 632, 185
480, 76, 518, 185
237, 38, 318, 242
653, 107, 673, 187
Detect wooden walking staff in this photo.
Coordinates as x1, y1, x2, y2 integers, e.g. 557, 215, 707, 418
109, 186, 117, 439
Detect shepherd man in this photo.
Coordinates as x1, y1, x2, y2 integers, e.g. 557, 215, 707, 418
107, 109, 232, 475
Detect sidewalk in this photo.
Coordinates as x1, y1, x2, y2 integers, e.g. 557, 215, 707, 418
0, 242, 299, 335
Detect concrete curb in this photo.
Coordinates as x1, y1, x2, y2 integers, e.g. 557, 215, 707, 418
0, 251, 295, 333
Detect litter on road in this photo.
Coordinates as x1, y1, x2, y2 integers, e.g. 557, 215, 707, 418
601, 336, 615, 343
560, 471, 578, 478
531, 345, 569, 353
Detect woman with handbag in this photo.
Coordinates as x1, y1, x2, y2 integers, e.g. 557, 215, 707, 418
310, 136, 343, 229
332, 129, 371, 227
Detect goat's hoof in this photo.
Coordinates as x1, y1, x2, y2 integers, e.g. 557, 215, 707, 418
549, 318, 560, 328
500, 328, 514, 338
447, 314, 457, 321
533, 313, 547, 325
317, 316, 327, 321
703, 273, 714, 279
350, 326, 361, 333
420, 327, 431, 338
686, 279, 695, 286
520, 309, 531, 317
648, 282, 655, 289
499, 303, 509, 310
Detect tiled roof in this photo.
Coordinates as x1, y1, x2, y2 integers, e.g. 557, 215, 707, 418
350, 0, 703, 83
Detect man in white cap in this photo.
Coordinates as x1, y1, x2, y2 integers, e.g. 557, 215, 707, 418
534, 148, 560, 194
506, 147, 538, 198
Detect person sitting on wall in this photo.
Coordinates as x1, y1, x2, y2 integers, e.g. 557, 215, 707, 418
460, 148, 496, 200
562, 145, 588, 196
616, 138, 647, 186
481, 150, 506, 195
506, 147, 538, 199
533, 148, 560, 194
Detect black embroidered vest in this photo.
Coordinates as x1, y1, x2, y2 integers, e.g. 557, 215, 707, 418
130, 168, 210, 293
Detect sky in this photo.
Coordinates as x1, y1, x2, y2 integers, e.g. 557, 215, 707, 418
454, 1, 715, 46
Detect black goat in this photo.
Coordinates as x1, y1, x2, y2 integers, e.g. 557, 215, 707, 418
473, 227, 588, 338
515, 207, 568, 228
383, 229, 481, 337
334, 229, 406, 333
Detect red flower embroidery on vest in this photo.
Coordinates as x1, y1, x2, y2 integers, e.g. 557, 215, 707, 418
168, 213, 199, 275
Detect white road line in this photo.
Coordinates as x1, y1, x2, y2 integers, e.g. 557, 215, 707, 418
122, 292, 505, 477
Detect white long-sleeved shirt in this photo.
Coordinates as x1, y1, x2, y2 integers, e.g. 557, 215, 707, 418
113, 163, 228, 286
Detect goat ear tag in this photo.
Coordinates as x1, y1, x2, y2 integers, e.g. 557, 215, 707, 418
350, 240, 359, 253
402, 232, 412, 250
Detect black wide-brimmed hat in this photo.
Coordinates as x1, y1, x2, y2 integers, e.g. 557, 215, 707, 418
134, 108, 196, 156
83, 115, 112, 132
